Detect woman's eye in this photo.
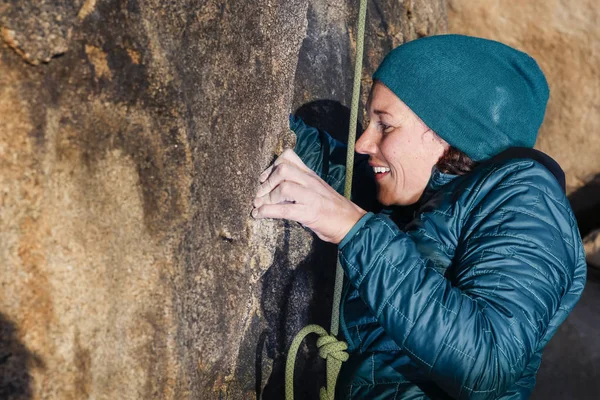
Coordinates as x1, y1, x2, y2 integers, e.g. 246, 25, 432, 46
378, 122, 394, 133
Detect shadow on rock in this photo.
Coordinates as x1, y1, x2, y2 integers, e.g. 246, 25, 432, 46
294, 100, 358, 144
569, 173, 600, 239
569, 173, 600, 274
0, 313, 44, 400
259, 221, 337, 399
258, 101, 366, 399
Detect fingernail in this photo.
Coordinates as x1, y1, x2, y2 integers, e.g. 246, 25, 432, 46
251, 208, 258, 218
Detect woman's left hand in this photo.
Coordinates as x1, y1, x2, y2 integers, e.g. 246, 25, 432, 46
252, 149, 367, 244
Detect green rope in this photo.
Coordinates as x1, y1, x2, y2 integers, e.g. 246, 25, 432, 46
285, 325, 349, 400
285, 0, 367, 399
330, 0, 368, 340
343, 0, 368, 201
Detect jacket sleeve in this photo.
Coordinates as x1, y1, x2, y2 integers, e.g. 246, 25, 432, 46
290, 114, 348, 194
290, 115, 378, 210
338, 170, 585, 399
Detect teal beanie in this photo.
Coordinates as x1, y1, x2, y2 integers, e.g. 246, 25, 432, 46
373, 34, 549, 161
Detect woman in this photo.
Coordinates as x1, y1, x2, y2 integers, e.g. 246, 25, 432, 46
252, 35, 586, 399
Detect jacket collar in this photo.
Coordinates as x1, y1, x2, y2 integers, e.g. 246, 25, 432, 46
427, 167, 459, 192
418, 167, 460, 206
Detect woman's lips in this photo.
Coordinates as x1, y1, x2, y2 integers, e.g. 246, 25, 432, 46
374, 171, 390, 181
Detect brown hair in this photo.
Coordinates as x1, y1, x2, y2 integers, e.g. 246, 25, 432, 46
436, 146, 477, 175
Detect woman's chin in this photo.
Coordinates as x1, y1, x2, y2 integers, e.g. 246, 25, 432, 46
377, 192, 398, 207
377, 191, 418, 207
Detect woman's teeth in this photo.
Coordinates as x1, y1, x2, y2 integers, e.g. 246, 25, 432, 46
373, 166, 390, 174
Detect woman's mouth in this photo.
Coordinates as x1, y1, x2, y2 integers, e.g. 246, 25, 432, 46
373, 166, 391, 180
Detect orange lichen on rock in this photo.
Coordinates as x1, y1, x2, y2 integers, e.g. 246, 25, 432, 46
78, 0, 98, 20
85, 45, 113, 80
1, 27, 36, 65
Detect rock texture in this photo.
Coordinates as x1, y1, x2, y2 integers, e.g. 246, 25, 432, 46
0, 1, 446, 399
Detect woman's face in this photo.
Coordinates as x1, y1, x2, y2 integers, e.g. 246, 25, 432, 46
356, 82, 448, 206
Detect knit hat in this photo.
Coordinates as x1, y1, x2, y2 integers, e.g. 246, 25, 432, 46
373, 34, 549, 161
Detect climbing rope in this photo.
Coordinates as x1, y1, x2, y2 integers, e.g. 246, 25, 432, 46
285, 325, 349, 400
285, 0, 368, 398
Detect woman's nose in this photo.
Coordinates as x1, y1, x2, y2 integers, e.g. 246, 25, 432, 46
355, 126, 378, 155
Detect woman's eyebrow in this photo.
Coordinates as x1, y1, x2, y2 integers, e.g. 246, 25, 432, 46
373, 109, 392, 116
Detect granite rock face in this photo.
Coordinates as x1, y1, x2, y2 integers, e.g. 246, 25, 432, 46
0, 1, 446, 399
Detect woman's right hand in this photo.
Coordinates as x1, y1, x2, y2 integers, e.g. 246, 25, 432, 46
252, 149, 366, 244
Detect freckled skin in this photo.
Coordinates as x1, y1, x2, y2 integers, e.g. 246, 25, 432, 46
356, 82, 448, 206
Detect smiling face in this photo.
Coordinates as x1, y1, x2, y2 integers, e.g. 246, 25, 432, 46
356, 81, 449, 206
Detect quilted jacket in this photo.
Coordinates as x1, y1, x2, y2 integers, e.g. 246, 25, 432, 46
291, 115, 587, 399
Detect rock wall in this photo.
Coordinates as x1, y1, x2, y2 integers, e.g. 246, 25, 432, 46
0, 1, 446, 399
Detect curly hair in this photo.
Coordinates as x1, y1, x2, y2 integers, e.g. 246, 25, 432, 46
436, 146, 478, 176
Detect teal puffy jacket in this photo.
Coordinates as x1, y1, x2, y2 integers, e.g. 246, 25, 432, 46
291, 116, 587, 399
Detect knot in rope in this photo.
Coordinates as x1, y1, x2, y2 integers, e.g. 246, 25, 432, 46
317, 335, 349, 362
285, 325, 348, 400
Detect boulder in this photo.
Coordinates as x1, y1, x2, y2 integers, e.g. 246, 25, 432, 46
0, 1, 446, 398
